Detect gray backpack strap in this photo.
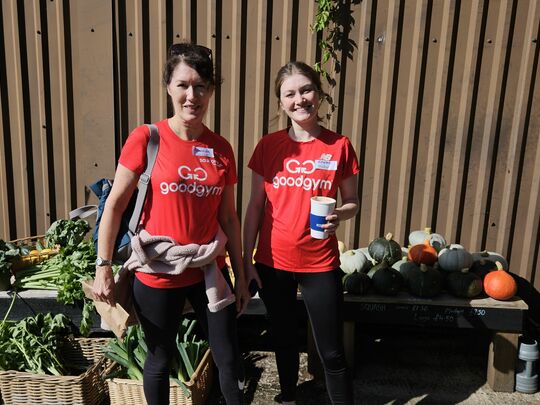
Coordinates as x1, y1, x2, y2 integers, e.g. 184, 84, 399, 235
69, 205, 98, 219
128, 124, 160, 234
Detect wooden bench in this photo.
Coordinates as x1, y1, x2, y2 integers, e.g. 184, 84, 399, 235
2, 289, 528, 392
246, 292, 528, 393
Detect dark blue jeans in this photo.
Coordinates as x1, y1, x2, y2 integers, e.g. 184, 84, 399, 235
133, 268, 243, 405
256, 263, 353, 405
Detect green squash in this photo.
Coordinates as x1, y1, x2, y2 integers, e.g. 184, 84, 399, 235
470, 258, 496, 280
368, 233, 402, 265
408, 264, 443, 298
343, 272, 372, 295
392, 260, 417, 287
472, 251, 508, 271
368, 260, 403, 296
438, 246, 473, 272
445, 269, 483, 298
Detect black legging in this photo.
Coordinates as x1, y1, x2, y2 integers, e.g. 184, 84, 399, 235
256, 263, 353, 404
133, 268, 243, 405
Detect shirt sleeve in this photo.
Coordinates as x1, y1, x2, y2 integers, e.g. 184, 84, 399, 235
248, 138, 266, 177
118, 125, 151, 175
223, 141, 238, 185
341, 137, 360, 179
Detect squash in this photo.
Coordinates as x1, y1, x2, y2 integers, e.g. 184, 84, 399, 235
408, 240, 438, 265
391, 256, 410, 272
368, 233, 402, 265
445, 269, 483, 298
340, 249, 369, 274
408, 263, 443, 298
483, 261, 517, 301
438, 246, 473, 272
392, 260, 418, 287
408, 227, 447, 252
343, 272, 372, 295
338, 240, 347, 254
358, 247, 373, 262
470, 258, 496, 280
368, 260, 403, 295
472, 251, 509, 271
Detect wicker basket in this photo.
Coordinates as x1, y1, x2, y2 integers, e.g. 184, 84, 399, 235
0, 338, 110, 405
105, 348, 213, 405
9, 235, 60, 270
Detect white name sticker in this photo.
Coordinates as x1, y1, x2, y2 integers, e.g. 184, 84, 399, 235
192, 146, 214, 158
315, 160, 338, 171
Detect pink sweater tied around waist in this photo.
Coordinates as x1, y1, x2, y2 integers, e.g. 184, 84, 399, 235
124, 227, 236, 312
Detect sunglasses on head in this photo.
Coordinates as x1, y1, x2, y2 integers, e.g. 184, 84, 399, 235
169, 43, 212, 60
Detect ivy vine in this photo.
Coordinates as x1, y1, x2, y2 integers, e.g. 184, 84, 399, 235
311, 0, 360, 117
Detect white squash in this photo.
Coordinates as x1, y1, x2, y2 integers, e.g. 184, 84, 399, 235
408, 227, 447, 252
358, 247, 373, 261
340, 249, 369, 274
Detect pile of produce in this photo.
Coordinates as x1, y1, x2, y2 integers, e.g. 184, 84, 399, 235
0, 295, 75, 375
339, 227, 518, 301
104, 319, 208, 397
3, 219, 118, 335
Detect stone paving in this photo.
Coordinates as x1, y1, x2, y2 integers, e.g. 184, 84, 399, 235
207, 316, 540, 404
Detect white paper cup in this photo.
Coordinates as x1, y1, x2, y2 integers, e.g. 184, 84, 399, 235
310, 196, 336, 239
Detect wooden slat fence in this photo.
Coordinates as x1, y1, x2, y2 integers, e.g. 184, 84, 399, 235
1, 0, 539, 289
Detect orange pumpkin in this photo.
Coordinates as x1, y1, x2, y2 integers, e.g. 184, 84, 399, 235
408, 240, 438, 265
483, 261, 517, 301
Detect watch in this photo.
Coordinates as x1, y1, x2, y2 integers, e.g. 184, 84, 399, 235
96, 257, 113, 267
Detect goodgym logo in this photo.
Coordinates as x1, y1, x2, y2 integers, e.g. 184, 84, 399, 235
178, 166, 208, 181
273, 159, 331, 191
285, 159, 316, 174
159, 165, 223, 197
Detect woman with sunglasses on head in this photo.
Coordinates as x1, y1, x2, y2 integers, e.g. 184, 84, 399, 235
243, 61, 359, 405
92, 43, 249, 405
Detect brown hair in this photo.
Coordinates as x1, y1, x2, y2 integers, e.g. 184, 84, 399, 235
273, 61, 327, 120
162, 42, 219, 87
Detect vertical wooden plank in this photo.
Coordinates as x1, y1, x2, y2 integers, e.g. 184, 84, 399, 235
294, 0, 317, 63
172, 0, 191, 42
3, 0, 30, 237
504, 2, 540, 280
21, 0, 48, 231
46, 0, 72, 222
70, 0, 115, 201
195, 0, 216, 128
149, 0, 167, 122
485, 0, 532, 254
239, 0, 269, 221
495, 0, 538, 254
439, 0, 484, 242
221, 0, 241, 146
0, 92, 8, 238
463, 0, 512, 252
387, 0, 426, 244
269, 0, 294, 133
126, 0, 144, 131
363, 0, 399, 240
415, 0, 454, 235
337, 0, 371, 249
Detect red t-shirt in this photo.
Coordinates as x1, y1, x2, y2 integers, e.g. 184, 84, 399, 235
248, 128, 359, 272
118, 120, 237, 288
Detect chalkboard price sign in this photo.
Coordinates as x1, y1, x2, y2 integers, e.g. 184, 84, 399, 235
343, 295, 525, 331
